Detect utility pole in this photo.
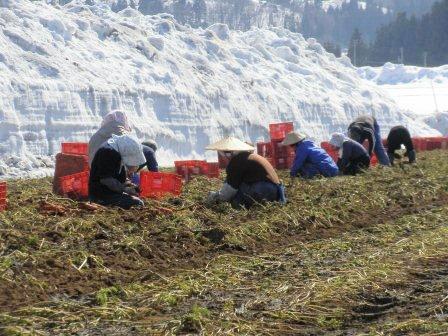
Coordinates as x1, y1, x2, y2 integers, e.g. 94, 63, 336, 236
353, 39, 357, 67
424, 51, 440, 114
400, 47, 404, 64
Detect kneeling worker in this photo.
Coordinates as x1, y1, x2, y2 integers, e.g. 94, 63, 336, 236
329, 133, 370, 175
89, 134, 146, 209
386, 126, 416, 165
282, 132, 339, 179
206, 137, 286, 208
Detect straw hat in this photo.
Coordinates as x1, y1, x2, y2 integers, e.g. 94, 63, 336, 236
281, 132, 306, 146
206, 137, 255, 152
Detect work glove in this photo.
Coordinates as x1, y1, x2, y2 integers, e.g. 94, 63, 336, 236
124, 185, 139, 196
206, 191, 220, 205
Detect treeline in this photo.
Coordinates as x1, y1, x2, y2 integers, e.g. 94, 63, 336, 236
136, 0, 436, 47
346, 0, 448, 67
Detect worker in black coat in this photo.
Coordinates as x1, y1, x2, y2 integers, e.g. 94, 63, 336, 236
386, 126, 416, 165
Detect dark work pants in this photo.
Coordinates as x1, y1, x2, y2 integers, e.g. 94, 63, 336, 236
340, 156, 370, 176
91, 193, 144, 210
231, 181, 279, 209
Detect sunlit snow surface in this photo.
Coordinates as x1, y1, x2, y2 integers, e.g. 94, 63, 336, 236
359, 63, 448, 136
0, 0, 438, 177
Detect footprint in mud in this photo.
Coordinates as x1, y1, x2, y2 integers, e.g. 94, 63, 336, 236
352, 294, 398, 321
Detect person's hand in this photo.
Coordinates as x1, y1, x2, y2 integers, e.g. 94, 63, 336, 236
124, 186, 139, 196
206, 191, 219, 205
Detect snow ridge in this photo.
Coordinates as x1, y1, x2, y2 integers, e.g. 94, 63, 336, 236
0, 0, 437, 177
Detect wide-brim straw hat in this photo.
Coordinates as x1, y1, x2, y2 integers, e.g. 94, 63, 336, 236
281, 132, 306, 146
206, 137, 255, 152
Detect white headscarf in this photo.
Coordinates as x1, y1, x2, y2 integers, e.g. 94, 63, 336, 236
107, 134, 146, 167
101, 110, 132, 132
329, 133, 348, 148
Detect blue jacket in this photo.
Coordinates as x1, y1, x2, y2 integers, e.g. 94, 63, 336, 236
290, 140, 339, 178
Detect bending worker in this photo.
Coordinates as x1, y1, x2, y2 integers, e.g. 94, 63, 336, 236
89, 110, 132, 166
329, 133, 370, 175
386, 126, 416, 165
282, 132, 338, 179
347, 115, 390, 166
206, 137, 286, 208
89, 134, 146, 209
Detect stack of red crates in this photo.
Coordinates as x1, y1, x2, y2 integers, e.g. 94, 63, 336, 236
256, 122, 295, 170
59, 171, 89, 200
140, 171, 182, 199
53, 142, 90, 200
0, 182, 6, 211
174, 160, 220, 181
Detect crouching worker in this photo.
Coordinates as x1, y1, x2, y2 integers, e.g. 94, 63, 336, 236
282, 132, 339, 179
329, 133, 370, 175
206, 137, 286, 208
89, 110, 132, 167
387, 126, 416, 165
89, 134, 146, 209
348, 115, 390, 166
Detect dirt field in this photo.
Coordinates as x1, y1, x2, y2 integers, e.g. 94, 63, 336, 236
1, 151, 448, 335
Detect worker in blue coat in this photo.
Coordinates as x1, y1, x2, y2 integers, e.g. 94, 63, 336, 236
282, 132, 339, 179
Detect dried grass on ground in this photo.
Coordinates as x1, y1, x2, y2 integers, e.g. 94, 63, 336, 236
1, 151, 448, 335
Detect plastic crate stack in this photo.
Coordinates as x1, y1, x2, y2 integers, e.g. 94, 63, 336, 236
413, 137, 448, 152
0, 182, 7, 211
174, 160, 220, 181
139, 171, 183, 199
256, 122, 295, 170
53, 142, 90, 200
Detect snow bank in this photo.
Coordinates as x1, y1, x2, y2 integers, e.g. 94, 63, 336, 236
359, 63, 448, 135
0, 0, 437, 178
358, 63, 448, 85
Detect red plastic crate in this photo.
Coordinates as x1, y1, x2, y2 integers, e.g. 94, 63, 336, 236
59, 171, 89, 200
175, 160, 208, 175
53, 153, 90, 194
272, 140, 295, 169
425, 137, 443, 151
206, 162, 220, 178
0, 182, 6, 211
269, 122, 294, 141
321, 142, 339, 164
140, 172, 182, 199
412, 138, 427, 152
257, 142, 274, 158
61, 142, 89, 156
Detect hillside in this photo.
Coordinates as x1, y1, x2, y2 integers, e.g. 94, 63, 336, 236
0, 0, 437, 178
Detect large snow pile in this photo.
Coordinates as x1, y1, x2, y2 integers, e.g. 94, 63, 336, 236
0, 0, 437, 178
358, 63, 448, 135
